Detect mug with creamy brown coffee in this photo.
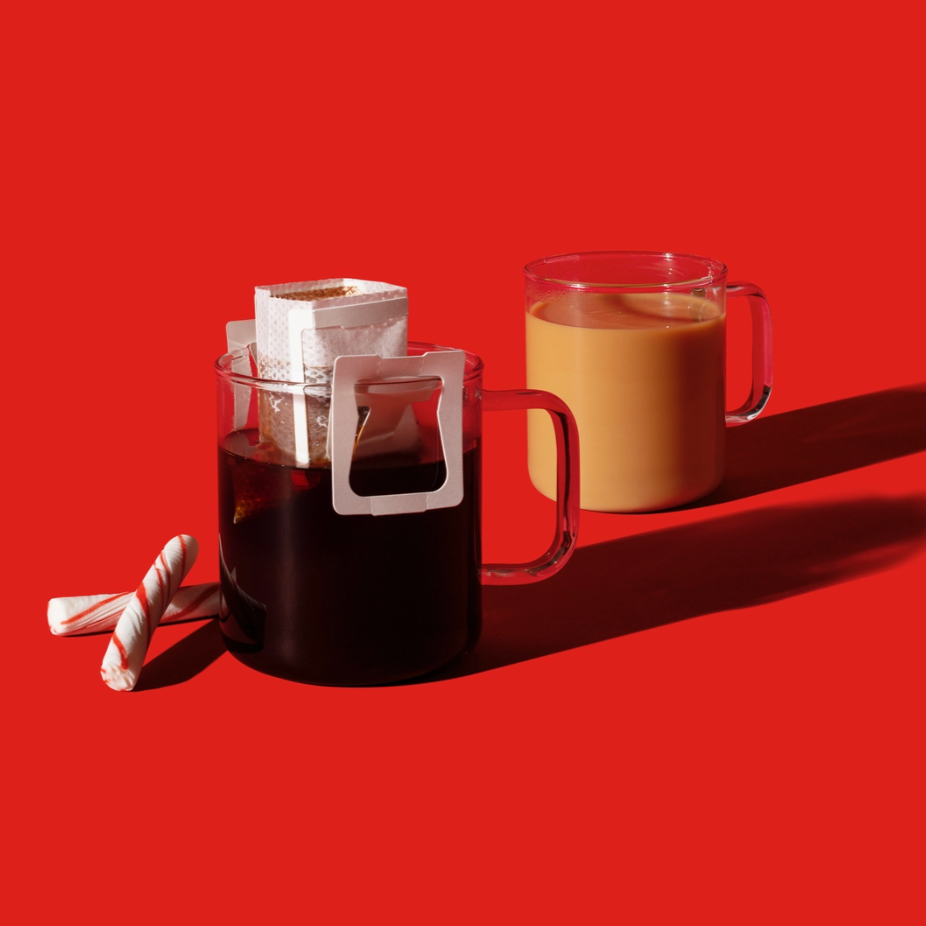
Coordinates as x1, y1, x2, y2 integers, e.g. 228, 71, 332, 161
525, 252, 772, 512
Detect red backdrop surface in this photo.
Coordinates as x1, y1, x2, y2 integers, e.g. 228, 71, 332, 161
5, 1, 925, 923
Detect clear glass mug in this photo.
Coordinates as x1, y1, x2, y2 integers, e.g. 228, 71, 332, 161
215, 341, 580, 686
525, 251, 772, 512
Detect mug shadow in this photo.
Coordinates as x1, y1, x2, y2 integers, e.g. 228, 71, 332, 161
135, 385, 926, 690
136, 495, 926, 688
686, 382, 926, 507
426, 494, 926, 680
134, 619, 226, 692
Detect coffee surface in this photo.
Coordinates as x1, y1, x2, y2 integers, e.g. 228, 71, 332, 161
532, 291, 723, 329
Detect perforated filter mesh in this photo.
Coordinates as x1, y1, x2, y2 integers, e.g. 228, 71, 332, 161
253, 278, 408, 465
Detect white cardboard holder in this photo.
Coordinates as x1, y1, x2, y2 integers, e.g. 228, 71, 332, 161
329, 351, 465, 516
225, 280, 464, 517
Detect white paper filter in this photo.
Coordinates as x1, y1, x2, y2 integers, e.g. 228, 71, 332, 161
254, 279, 408, 466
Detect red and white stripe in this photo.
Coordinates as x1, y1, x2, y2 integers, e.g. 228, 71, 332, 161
48, 583, 220, 636
100, 535, 199, 691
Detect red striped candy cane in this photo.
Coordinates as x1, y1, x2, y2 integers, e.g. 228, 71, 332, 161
48, 583, 220, 636
100, 535, 198, 691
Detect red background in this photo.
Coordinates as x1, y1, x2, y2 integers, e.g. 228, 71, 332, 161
6, 2, 925, 922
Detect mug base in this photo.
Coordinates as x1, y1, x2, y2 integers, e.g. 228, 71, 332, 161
220, 628, 481, 688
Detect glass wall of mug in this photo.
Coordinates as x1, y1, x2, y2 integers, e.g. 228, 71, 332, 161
216, 340, 580, 686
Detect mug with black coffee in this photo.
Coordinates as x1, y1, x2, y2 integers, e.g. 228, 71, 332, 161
215, 280, 580, 685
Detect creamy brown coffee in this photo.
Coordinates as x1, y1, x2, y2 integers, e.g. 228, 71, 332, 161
526, 291, 726, 512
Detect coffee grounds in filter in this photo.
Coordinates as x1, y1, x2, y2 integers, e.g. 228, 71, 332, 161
277, 285, 361, 302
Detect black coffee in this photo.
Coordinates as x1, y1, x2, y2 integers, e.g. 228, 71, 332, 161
218, 430, 481, 685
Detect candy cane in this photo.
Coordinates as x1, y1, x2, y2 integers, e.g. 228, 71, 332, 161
48, 583, 220, 636
100, 535, 198, 691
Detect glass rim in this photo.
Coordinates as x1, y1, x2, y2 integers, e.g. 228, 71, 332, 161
214, 339, 484, 389
523, 250, 729, 289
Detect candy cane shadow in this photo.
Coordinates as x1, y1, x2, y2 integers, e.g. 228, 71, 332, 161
133, 619, 225, 692
426, 494, 926, 680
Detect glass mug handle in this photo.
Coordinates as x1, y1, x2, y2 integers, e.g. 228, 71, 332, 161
480, 389, 580, 586
725, 282, 773, 426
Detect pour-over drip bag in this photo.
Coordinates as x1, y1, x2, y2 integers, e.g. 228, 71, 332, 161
253, 279, 409, 466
